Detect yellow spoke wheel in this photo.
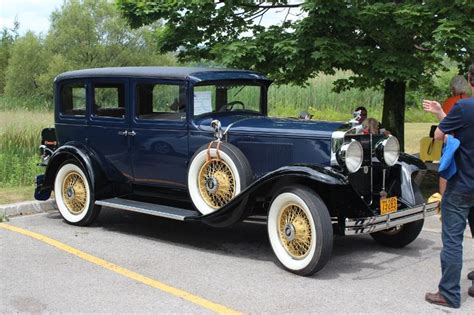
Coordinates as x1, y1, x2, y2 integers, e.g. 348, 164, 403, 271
54, 161, 99, 226
278, 204, 313, 259
62, 171, 88, 215
198, 158, 236, 209
267, 187, 333, 276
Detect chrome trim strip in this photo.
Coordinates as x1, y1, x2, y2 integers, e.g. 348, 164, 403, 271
344, 202, 438, 235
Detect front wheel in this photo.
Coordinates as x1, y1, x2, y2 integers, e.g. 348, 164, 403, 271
370, 184, 424, 248
370, 220, 424, 248
54, 160, 101, 226
267, 186, 333, 276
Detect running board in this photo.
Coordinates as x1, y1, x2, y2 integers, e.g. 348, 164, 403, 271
95, 198, 200, 221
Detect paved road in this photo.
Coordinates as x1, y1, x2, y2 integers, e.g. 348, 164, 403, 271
1, 208, 473, 313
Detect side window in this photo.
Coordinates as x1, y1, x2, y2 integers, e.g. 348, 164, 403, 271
136, 83, 186, 120
93, 84, 125, 118
60, 83, 86, 116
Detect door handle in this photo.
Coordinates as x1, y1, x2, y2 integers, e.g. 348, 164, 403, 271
118, 130, 128, 136
128, 131, 136, 137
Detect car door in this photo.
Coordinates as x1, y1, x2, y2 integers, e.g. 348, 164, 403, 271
130, 79, 189, 188
87, 78, 133, 182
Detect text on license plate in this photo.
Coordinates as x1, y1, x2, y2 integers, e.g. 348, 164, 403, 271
380, 196, 398, 215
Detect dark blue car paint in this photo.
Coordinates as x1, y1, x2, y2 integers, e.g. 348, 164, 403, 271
37, 67, 425, 226
37, 144, 97, 194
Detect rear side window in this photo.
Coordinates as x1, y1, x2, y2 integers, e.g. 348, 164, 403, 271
136, 83, 186, 120
93, 84, 125, 118
60, 83, 86, 116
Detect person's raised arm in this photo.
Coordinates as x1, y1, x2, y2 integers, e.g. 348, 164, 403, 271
423, 100, 446, 121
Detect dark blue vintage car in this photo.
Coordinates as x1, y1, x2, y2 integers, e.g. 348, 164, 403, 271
35, 66, 437, 276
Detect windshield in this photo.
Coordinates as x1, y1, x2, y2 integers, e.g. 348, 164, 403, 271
193, 82, 262, 116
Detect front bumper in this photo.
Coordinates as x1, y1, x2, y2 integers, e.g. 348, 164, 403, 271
344, 201, 438, 235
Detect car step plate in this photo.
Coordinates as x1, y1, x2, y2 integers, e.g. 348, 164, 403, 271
95, 198, 199, 221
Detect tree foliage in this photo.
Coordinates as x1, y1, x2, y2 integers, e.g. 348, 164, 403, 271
118, 0, 474, 149
4, 32, 48, 97
2, 0, 176, 101
0, 22, 19, 94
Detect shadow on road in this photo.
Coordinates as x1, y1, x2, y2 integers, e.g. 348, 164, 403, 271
46, 207, 438, 280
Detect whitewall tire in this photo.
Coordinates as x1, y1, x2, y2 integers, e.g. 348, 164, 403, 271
188, 143, 252, 215
267, 186, 333, 276
54, 160, 100, 226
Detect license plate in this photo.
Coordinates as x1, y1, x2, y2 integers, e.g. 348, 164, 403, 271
380, 196, 398, 215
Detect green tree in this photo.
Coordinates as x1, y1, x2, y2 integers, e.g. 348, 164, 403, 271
46, 0, 175, 69
4, 32, 47, 97
117, 0, 474, 150
32, 0, 175, 99
0, 21, 19, 94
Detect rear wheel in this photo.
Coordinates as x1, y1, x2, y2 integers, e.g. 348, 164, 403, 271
370, 184, 424, 248
54, 160, 101, 226
267, 186, 333, 276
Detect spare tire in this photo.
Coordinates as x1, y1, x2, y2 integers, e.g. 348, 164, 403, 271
188, 142, 252, 215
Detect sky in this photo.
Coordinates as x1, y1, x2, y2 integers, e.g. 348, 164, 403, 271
0, 0, 64, 35
0, 0, 302, 35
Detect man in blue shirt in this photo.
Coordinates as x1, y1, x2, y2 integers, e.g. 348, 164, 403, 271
423, 98, 474, 308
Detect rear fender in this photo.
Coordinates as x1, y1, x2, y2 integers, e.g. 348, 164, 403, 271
37, 142, 109, 199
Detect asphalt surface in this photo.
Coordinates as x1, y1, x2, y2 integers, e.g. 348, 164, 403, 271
1, 207, 473, 314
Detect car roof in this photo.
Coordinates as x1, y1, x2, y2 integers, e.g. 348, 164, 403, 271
55, 66, 271, 83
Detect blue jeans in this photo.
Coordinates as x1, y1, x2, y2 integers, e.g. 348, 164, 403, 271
438, 188, 473, 308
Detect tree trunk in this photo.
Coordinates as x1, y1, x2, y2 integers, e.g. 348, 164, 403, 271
382, 80, 406, 152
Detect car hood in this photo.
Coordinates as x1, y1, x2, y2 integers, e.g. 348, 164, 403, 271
194, 114, 349, 139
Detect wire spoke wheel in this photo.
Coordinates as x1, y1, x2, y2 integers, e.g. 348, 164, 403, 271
188, 142, 252, 216
198, 158, 236, 209
278, 204, 312, 259
267, 186, 333, 276
62, 171, 87, 214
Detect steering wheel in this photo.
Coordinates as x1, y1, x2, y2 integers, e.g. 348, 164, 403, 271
220, 101, 245, 112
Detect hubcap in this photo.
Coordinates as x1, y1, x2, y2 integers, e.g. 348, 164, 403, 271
205, 177, 219, 193
278, 204, 312, 259
198, 159, 236, 209
62, 171, 87, 215
284, 223, 296, 241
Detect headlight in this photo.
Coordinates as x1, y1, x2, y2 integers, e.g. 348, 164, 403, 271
337, 140, 363, 173
376, 136, 400, 166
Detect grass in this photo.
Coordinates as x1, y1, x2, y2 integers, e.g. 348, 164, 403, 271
404, 123, 434, 154
0, 109, 54, 188
0, 186, 35, 204
266, 72, 437, 123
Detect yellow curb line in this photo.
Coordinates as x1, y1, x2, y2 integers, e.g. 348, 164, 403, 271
0, 223, 241, 315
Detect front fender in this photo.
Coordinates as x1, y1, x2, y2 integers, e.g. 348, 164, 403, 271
188, 165, 364, 226
398, 153, 427, 206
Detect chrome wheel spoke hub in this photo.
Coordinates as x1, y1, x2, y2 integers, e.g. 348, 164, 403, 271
205, 177, 219, 193
284, 223, 296, 241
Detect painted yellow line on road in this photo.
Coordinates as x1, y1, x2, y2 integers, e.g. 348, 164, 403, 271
0, 223, 241, 315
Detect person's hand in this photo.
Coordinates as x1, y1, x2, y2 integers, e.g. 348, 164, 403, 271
422, 100, 443, 114
423, 99, 446, 121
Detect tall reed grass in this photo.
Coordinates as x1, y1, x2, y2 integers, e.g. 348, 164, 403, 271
267, 72, 436, 123
0, 110, 53, 187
